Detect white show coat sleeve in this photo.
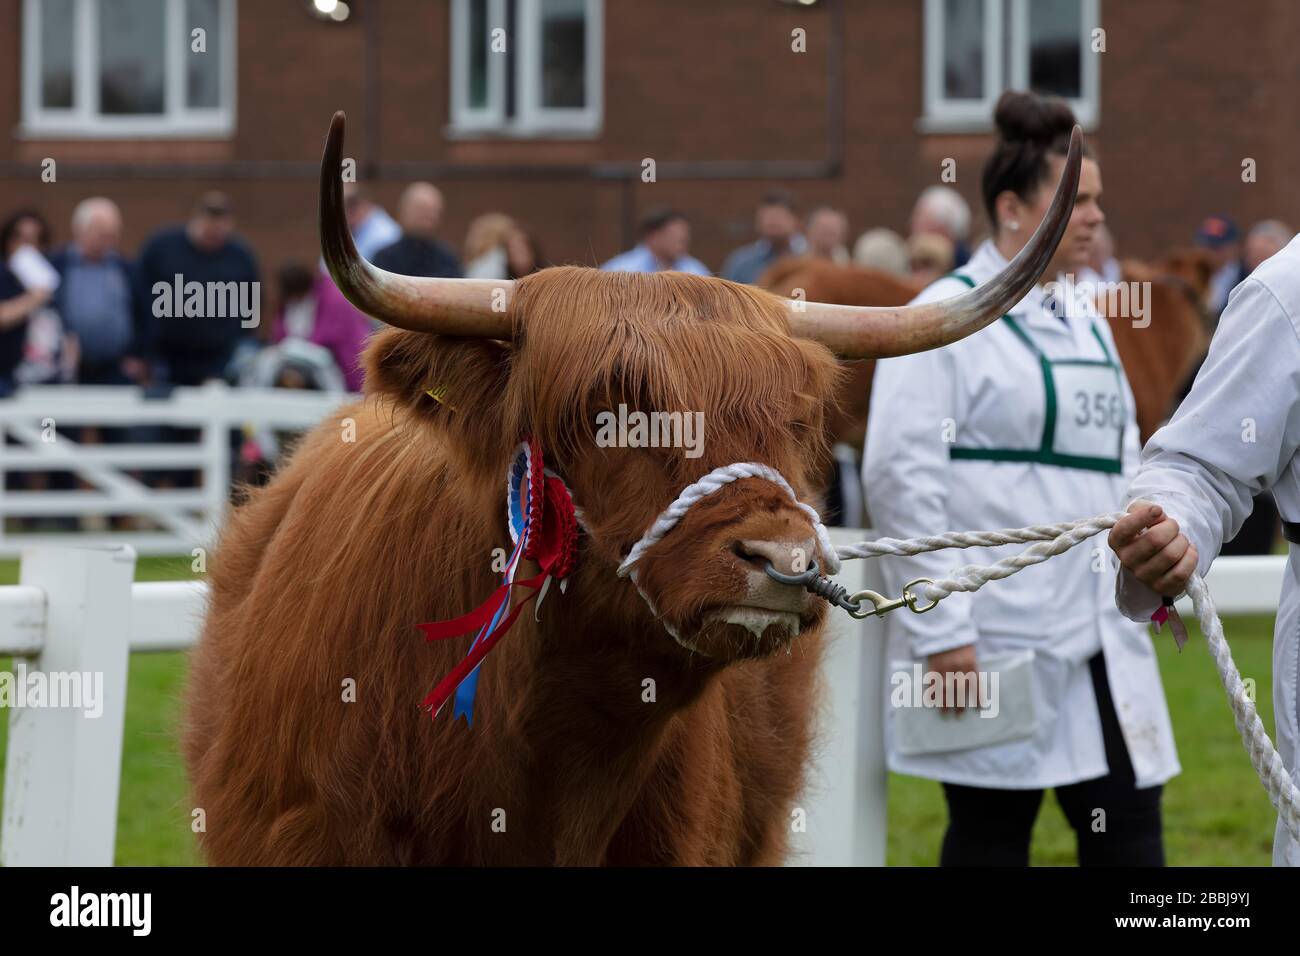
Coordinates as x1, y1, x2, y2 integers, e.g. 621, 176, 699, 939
1117, 277, 1300, 620
863, 304, 977, 657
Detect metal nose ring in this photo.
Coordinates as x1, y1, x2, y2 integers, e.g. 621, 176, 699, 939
762, 559, 940, 620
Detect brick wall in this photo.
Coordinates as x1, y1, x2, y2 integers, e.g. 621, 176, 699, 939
0, 0, 1295, 289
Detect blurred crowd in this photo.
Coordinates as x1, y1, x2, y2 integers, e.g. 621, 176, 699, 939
0, 179, 1290, 516
3, 179, 1290, 404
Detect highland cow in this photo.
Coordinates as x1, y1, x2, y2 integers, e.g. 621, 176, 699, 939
181, 114, 1080, 865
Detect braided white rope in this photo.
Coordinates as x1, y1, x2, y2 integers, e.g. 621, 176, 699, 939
835, 512, 1300, 846
838, 512, 1126, 605
617, 462, 841, 578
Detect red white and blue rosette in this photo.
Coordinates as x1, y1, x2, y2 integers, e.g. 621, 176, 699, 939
417, 438, 577, 724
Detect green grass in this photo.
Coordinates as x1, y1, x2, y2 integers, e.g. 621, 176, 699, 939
0, 555, 201, 866
0, 558, 1286, 865
886, 615, 1282, 866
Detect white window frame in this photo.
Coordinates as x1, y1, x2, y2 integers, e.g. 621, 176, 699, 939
920, 0, 1099, 133
448, 0, 603, 138
922, 0, 1001, 130
1008, 0, 1099, 129
21, 0, 237, 139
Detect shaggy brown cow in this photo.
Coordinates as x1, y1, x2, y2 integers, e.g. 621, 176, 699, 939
182, 114, 1079, 866
1102, 250, 1212, 441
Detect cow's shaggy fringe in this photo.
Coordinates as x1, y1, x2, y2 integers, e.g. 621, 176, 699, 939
184, 266, 846, 865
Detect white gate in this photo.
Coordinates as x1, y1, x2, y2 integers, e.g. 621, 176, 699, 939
0, 383, 355, 557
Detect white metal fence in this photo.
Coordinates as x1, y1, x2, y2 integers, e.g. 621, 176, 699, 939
0, 540, 1286, 866
0, 383, 355, 558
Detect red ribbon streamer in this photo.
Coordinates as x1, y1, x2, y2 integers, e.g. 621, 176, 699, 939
420, 571, 548, 717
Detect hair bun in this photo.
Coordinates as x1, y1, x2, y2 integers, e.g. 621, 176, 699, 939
994, 90, 1077, 145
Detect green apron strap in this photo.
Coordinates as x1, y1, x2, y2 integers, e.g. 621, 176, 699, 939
1089, 322, 1126, 463
1089, 323, 1117, 365
1001, 316, 1055, 454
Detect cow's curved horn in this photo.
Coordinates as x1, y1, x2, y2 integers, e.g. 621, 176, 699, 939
319, 112, 513, 337
790, 125, 1083, 358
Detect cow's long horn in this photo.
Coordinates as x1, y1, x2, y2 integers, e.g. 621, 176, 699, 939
790, 125, 1083, 358
319, 112, 513, 337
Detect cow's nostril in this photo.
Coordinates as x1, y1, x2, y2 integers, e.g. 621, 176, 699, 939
732, 540, 782, 570
733, 538, 816, 577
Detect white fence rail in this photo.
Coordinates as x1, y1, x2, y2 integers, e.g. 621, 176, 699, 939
0, 542, 1288, 866
0, 383, 355, 558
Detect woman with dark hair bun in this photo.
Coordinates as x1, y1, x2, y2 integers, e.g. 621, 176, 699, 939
864, 90, 1180, 866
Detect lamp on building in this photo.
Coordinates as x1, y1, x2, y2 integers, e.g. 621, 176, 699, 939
308, 0, 352, 22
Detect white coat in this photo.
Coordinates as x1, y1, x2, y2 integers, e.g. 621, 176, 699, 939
1117, 232, 1300, 866
863, 239, 1181, 791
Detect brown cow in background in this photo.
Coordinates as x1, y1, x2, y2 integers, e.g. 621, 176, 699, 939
1102, 249, 1212, 441
761, 257, 920, 525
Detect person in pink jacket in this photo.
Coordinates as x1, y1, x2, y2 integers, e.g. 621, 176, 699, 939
272, 262, 371, 392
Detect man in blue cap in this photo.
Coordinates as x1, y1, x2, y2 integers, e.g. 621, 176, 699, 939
1195, 215, 1246, 318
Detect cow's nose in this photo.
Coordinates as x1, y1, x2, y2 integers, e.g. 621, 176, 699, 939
734, 537, 818, 577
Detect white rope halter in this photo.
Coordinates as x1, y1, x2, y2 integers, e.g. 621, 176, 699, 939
614, 464, 1299, 846
617, 461, 841, 578
614, 462, 839, 642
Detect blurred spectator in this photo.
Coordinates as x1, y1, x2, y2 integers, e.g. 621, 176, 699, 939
372, 183, 462, 279
235, 337, 347, 490
464, 213, 518, 278
805, 206, 850, 263
7, 211, 74, 388
722, 192, 805, 284
137, 191, 260, 386
48, 198, 144, 386
276, 262, 317, 339
602, 207, 709, 275
272, 261, 371, 393
1079, 222, 1121, 285
1195, 215, 1246, 318
505, 226, 545, 278
852, 227, 910, 276
1244, 219, 1294, 272
344, 183, 401, 261
908, 232, 954, 287
464, 214, 547, 279
910, 185, 972, 268
0, 210, 58, 397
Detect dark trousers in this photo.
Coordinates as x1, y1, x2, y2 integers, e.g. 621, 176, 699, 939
939, 653, 1165, 867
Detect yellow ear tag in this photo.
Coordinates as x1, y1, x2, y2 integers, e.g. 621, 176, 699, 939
425, 385, 456, 410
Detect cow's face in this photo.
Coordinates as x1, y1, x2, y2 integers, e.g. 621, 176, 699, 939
368, 267, 842, 661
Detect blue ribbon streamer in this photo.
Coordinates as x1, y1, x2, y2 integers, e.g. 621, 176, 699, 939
451, 445, 533, 725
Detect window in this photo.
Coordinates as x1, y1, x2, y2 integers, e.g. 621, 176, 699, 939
922, 0, 1098, 131
22, 0, 236, 137
450, 0, 603, 137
